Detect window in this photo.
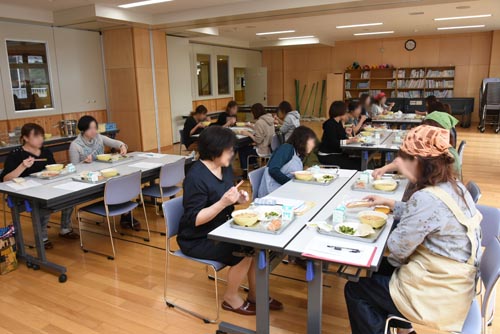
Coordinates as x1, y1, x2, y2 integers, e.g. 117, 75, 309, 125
196, 54, 212, 96
7, 41, 53, 111
217, 55, 230, 95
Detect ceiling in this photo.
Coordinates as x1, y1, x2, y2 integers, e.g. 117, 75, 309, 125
0, 0, 499, 48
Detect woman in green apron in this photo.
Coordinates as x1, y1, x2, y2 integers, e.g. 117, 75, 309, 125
344, 125, 482, 334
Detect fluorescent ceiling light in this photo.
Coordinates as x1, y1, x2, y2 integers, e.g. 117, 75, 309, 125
336, 23, 383, 29
437, 25, 485, 30
118, 0, 173, 8
278, 35, 314, 40
434, 14, 491, 21
354, 31, 394, 36
256, 30, 295, 36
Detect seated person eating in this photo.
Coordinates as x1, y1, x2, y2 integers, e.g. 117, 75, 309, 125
257, 126, 317, 197
344, 125, 481, 334
177, 126, 282, 315
182, 104, 210, 150
1, 123, 78, 249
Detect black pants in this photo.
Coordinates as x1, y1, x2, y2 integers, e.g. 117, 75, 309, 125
318, 153, 361, 170
238, 145, 257, 170
344, 258, 411, 334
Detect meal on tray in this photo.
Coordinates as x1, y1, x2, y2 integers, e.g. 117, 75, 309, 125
334, 222, 375, 237
372, 179, 398, 191
358, 211, 388, 229
232, 206, 288, 232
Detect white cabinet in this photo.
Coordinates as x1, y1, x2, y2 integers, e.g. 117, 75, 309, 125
54, 28, 106, 113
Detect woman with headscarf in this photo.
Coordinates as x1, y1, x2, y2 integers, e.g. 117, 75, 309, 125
344, 125, 481, 334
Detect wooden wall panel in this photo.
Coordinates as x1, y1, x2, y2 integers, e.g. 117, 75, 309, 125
103, 28, 134, 69
265, 31, 495, 117
192, 98, 233, 113
262, 49, 284, 105
489, 30, 500, 77
132, 28, 152, 69
216, 97, 233, 111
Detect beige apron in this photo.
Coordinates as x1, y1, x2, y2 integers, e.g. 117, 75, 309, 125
389, 186, 482, 332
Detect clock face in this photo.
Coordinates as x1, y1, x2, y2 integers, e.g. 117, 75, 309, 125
405, 39, 416, 51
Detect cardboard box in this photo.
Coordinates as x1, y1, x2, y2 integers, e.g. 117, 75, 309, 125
0, 236, 18, 275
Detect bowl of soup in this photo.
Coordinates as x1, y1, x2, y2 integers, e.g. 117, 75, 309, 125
358, 211, 388, 229
45, 164, 64, 171
232, 210, 259, 227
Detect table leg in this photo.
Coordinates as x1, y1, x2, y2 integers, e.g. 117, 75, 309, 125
10, 201, 26, 259
361, 151, 369, 170
307, 260, 323, 334
256, 249, 271, 334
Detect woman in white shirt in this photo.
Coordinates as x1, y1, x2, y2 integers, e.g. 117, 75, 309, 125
370, 92, 394, 117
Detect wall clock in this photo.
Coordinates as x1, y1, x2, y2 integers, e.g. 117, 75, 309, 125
405, 39, 417, 51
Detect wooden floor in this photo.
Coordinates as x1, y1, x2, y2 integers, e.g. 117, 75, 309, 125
0, 122, 498, 334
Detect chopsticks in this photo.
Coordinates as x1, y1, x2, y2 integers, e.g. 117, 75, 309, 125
33, 159, 47, 162
235, 180, 244, 189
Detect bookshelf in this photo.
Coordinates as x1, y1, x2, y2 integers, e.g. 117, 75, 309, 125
344, 66, 455, 99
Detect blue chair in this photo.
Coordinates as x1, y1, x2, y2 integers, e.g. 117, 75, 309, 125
77, 171, 150, 260
467, 181, 482, 204
248, 167, 265, 201
163, 197, 225, 323
384, 237, 500, 334
142, 158, 185, 215
477, 205, 500, 326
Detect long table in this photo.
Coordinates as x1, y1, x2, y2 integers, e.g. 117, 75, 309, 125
0, 152, 185, 282
284, 175, 408, 334
371, 114, 423, 127
341, 130, 400, 170
208, 169, 358, 334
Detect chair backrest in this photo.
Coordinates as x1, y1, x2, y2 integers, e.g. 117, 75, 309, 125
466, 181, 482, 204
159, 158, 185, 188
271, 134, 281, 152
477, 205, 500, 247
179, 128, 186, 148
162, 196, 184, 239
248, 167, 265, 201
104, 171, 142, 206
485, 82, 500, 105
457, 140, 466, 164
479, 237, 500, 318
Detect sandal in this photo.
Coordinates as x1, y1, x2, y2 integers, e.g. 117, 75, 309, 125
247, 297, 283, 310
44, 240, 53, 250
221, 300, 256, 316
59, 231, 79, 239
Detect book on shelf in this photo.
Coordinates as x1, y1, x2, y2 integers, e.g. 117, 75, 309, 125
426, 80, 454, 89
386, 80, 396, 88
395, 69, 406, 78
397, 90, 423, 98
345, 73, 351, 80
410, 69, 425, 78
425, 90, 454, 98
397, 79, 425, 89
361, 71, 370, 79
345, 81, 352, 89
426, 69, 455, 78
357, 82, 369, 89
345, 91, 352, 99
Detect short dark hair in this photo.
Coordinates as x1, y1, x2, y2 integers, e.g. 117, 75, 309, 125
428, 101, 446, 113
198, 126, 236, 161
348, 101, 360, 113
426, 95, 437, 103
278, 101, 293, 114
226, 100, 238, 113
328, 101, 347, 119
21, 123, 44, 144
194, 105, 208, 115
286, 126, 317, 158
251, 103, 266, 119
77, 115, 98, 133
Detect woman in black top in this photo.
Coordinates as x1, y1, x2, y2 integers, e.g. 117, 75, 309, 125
0, 123, 78, 249
183, 105, 210, 150
318, 101, 361, 170
214, 100, 238, 127
178, 126, 282, 315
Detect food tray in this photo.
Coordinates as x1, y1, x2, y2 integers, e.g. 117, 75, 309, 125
229, 217, 296, 235
30, 170, 76, 180
293, 175, 338, 186
351, 180, 400, 194
97, 155, 133, 163
71, 174, 120, 184
316, 214, 392, 243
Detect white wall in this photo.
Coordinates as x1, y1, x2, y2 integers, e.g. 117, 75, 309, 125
167, 36, 193, 142
190, 43, 261, 100
0, 21, 106, 120
54, 28, 106, 113
166, 36, 262, 142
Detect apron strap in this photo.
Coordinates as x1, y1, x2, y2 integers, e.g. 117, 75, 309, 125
423, 186, 482, 266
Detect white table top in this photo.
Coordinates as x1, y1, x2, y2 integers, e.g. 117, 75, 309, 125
341, 130, 394, 151
284, 172, 408, 270
208, 169, 358, 252
0, 152, 185, 201
372, 113, 423, 124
